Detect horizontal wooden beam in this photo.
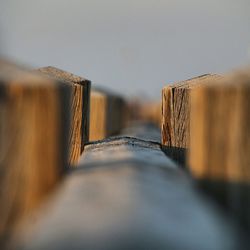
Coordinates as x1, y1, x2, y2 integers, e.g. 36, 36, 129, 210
10, 136, 238, 249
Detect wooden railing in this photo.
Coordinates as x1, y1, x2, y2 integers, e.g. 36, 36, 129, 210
0, 59, 249, 249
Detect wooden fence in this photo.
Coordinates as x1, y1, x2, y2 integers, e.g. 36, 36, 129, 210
0, 59, 249, 249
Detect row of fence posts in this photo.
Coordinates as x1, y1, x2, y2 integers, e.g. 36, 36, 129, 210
0, 59, 249, 246
0, 59, 125, 245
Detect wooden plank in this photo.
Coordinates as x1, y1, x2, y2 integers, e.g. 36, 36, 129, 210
89, 88, 125, 141
10, 136, 239, 249
37, 66, 91, 166
161, 74, 221, 149
0, 60, 71, 241
188, 69, 250, 230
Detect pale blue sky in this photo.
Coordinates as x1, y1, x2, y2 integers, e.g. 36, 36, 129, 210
1, 0, 250, 99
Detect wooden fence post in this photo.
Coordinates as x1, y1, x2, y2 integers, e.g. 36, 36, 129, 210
0, 60, 71, 239
161, 74, 221, 149
89, 88, 125, 141
161, 74, 221, 164
188, 69, 250, 230
37, 67, 91, 165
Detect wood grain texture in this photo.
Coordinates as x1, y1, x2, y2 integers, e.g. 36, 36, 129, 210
11, 136, 238, 250
188, 68, 250, 229
189, 71, 250, 182
89, 88, 125, 141
161, 74, 221, 149
0, 61, 71, 240
37, 67, 91, 165
189, 70, 250, 182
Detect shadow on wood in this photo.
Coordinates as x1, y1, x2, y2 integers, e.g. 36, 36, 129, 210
161, 145, 186, 167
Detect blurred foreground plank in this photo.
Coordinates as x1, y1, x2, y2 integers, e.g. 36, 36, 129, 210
161, 74, 221, 149
89, 88, 125, 141
0, 60, 71, 241
37, 67, 91, 165
188, 69, 250, 230
11, 135, 239, 249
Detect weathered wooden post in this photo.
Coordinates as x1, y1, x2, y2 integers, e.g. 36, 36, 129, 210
161, 74, 221, 149
161, 74, 221, 164
188, 69, 250, 230
89, 88, 125, 141
37, 67, 91, 165
0, 60, 71, 240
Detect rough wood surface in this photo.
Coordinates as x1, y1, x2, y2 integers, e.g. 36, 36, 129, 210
161, 74, 221, 149
89, 88, 125, 141
0, 61, 71, 240
188, 69, 250, 229
37, 67, 91, 165
10, 136, 238, 250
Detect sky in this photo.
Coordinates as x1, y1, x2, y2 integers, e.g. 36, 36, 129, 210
0, 0, 250, 99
